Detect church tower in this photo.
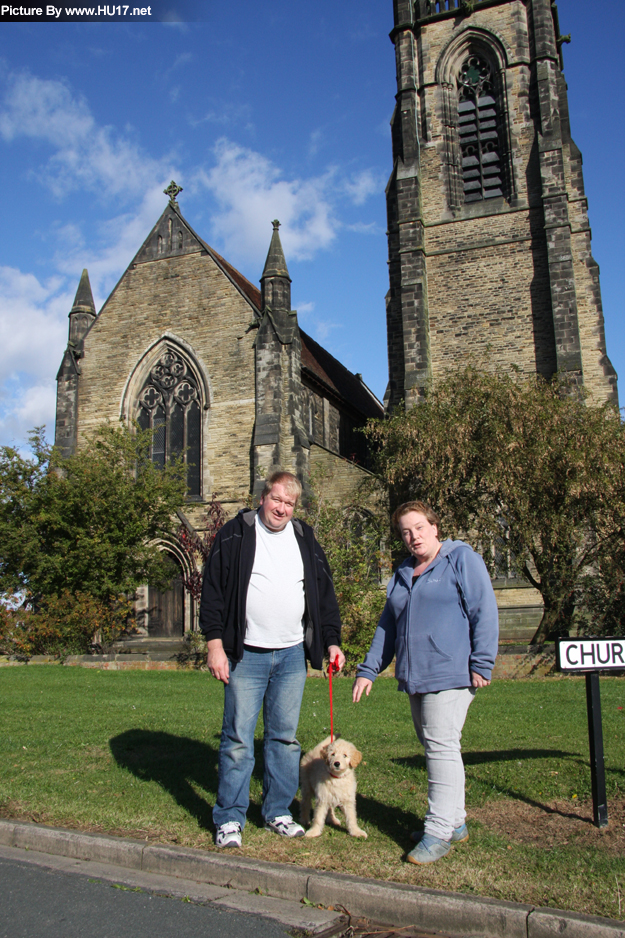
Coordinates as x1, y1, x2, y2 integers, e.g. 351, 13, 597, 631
385, 0, 617, 411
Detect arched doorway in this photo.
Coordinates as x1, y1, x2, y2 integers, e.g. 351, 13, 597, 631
147, 555, 185, 637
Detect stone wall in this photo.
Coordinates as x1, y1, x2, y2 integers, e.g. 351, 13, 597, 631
77, 249, 257, 512
0, 644, 559, 678
494, 583, 543, 642
309, 442, 376, 506
385, 0, 617, 409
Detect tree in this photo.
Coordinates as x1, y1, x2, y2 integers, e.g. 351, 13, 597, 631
177, 494, 226, 602
366, 367, 625, 642
0, 424, 187, 604
301, 476, 388, 671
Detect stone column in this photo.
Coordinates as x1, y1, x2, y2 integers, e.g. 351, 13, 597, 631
386, 1, 431, 412
54, 269, 96, 457
253, 222, 310, 499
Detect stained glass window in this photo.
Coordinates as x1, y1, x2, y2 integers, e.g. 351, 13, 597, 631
137, 348, 202, 497
457, 54, 504, 203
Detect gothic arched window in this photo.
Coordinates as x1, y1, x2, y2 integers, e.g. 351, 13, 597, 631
136, 347, 202, 498
457, 54, 504, 203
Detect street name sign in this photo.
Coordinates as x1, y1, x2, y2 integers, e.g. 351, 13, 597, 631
557, 638, 625, 672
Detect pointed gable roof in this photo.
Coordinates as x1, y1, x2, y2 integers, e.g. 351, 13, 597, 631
131, 200, 210, 265
93, 198, 382, 422
99, 200, 263, 320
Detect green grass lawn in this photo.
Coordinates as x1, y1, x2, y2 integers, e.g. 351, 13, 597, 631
1, 666, 624, 919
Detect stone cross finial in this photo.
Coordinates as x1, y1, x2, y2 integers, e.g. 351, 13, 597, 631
164, 180, 183, 204
272, 219, 280, 230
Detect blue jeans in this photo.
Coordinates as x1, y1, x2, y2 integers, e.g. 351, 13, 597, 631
213, 643, 307, 829
409, 687, 476, 841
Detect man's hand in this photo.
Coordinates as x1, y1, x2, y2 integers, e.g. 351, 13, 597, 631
327, 645, 345, 672
471, 670, 491, 688
207, 639, 230, 684
352, 677, 373, 702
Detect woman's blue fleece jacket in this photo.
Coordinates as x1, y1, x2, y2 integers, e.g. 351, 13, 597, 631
356, 539, 499, 695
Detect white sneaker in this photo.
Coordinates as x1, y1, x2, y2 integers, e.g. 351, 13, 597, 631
264, 815, 305, 837
215, 821, 242, 848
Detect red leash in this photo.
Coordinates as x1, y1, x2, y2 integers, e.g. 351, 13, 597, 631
328, 655, 340, 742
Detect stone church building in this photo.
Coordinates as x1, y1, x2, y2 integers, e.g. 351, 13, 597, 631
54, 0, 617, 641
55, 192, 384, 637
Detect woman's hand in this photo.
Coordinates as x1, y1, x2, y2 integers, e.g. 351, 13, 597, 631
352, 677, 373, 702
471, 671, 491, 688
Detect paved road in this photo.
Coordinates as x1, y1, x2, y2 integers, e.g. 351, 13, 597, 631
0, 852, 318, 938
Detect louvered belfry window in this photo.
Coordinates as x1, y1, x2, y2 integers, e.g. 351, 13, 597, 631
457, 55, 503, 202
137, 348, 201, 497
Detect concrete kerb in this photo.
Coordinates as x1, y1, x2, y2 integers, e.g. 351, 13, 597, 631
306, 870, 532, 938
0, 820, 623, 938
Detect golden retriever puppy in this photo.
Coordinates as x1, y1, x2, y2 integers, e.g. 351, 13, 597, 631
300, 736, 367, 838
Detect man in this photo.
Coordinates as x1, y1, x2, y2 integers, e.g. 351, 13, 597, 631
199, 470, 345, 848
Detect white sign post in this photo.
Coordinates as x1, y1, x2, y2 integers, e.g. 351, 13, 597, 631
556, 638, 625, 828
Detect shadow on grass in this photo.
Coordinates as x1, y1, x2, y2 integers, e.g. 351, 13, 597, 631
109, 730, 270, 831
392, 747, 608, 825
394, 747, 575, 772
352, 794, 423, 847
110, 730, 218, 831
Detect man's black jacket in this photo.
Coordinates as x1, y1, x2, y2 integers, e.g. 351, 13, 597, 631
199, 509, 342, 670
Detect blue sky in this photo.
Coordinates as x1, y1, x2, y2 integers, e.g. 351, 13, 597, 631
0, 1, 623, 448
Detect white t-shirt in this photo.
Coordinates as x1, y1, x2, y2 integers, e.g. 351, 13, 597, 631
244, 513, 306, 648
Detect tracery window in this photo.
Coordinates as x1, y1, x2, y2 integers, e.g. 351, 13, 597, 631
457, 54, 504, 202
136, 347, 202, 497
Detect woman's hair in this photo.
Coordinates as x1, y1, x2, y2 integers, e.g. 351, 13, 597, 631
261, 470, 302, 502
391, 501, 440, 534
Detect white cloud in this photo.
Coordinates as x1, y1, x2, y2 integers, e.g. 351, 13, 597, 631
0, 71, 170, 199
53, 185, 178, 302
310, 319, 341, 342
0, 69, 384, 447
345, 221, 381, 234
190, 103, 254, 133
0, 268, 68, 376
198, 138, 340, 266
167, 52, 194, 74
293, 299, 340, 343
308, 128, 324, 159
11, 383, 57, 432
0, 267, 70, 445
160, 17, 189, 32
344, 169, 384, 206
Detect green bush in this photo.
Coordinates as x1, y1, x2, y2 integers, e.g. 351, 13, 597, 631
0, 424, 186, 604
302, 480, 389, 673
0, 591, 134, 658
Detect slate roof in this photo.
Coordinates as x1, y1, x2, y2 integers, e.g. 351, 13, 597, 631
205, 244, 384, 422
299, 330, 383, 420
208, 247, 264, 312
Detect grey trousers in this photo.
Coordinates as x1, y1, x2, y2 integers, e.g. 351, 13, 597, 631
409, 686, 476, 841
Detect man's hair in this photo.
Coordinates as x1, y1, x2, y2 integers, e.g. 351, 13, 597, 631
391, 501, 440, 534
261, 470, 302, 502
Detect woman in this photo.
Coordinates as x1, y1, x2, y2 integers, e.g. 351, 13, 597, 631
352, 501, 498, 864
